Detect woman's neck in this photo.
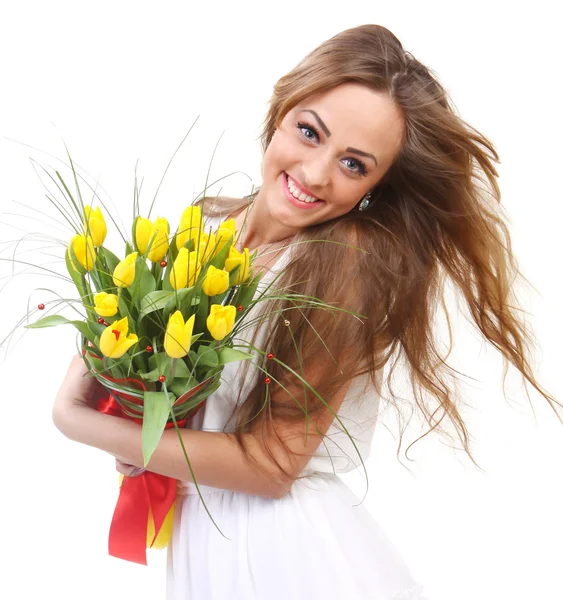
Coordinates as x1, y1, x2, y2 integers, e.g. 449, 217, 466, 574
230, 191, 297, 251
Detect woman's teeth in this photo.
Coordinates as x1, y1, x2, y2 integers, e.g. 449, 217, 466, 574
286, 174, 319, 203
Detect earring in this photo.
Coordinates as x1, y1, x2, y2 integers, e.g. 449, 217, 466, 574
358, 191, 372, 212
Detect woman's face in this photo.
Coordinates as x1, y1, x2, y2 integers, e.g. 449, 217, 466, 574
260, 82, 405, 229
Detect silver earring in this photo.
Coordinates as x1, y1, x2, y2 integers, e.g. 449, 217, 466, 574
358, 191, 372, 211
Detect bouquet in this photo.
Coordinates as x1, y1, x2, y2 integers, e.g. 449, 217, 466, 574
14, 153, 276, 565
2, 146, 365, 566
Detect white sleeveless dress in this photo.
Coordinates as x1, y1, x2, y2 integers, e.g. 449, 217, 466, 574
166, 215, 428, 600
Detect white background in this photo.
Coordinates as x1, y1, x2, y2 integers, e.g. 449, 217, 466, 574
0, 1, 561, 599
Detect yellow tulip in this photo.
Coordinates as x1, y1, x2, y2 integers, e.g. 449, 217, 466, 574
94, 292, 119, 317
100, 316, 138, 358
206, 304, 236, 341
214, 218, 237, 254
69, 234, 96, 272
176, 205, 203, 250
224, 246, 250, 285
135, 216, 170, 262
83, 206, 107, 248
202, 265, 230, 297
195, 231, 217, 264
134, 217, 152, 254
112, 252, 138, 288
219, 218, 237, 237
164, 311, 196, 358
169, 248, 201, 290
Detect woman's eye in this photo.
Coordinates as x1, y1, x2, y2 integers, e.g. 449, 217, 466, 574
297, 122, 319, 142
343, 157, 368, 176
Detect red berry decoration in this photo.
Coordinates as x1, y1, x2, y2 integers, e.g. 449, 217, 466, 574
267, 353, 274, 360
160, 260, 167, 267
146, 345, 153, 353
158, 375, 166, 383
237, 304, 243, 311
97, 317, 105, 325
38, 303, 45, 310
264, 377, 271, 385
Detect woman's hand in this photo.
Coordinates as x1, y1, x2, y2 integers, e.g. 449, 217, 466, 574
115, 458, 145, 477
52, 353, 104, 435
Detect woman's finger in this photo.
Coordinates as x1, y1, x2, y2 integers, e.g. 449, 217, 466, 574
115, 458, 145, 477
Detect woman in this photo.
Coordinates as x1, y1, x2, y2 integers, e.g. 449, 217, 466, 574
52, 24, 561, 600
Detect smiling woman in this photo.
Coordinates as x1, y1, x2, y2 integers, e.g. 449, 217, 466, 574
252, 83, 404, 232
51, 22, 561, 600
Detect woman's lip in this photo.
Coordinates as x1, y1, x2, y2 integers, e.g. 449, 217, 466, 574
285, 172, 320, 200
282, 172, 323, 209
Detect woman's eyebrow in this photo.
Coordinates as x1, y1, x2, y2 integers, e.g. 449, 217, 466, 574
299, 109, 378, 166
300, 109, 331, 137
346, 147, 378, 166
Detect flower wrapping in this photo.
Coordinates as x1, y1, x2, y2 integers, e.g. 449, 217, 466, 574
86, 348, 210, 564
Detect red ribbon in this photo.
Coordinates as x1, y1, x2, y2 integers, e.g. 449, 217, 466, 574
83, 352, 206, 565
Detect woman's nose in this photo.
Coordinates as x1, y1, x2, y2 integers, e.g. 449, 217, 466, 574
301, 157, 331, 192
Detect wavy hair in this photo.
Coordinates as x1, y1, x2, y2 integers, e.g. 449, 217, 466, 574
201, 24, 561, 490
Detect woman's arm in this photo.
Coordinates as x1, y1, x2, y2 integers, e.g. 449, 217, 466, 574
53, 354, 348, 499
56, 402, 283, 498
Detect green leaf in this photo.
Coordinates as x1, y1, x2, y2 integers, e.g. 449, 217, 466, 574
216, 347, 254, 365
187, 350, 198, 366
88, 321, 106, 338
24, 314, 94, 342
210, 290, 229, 305
138, 259, 156, 300
141, 391, 171, 466
180, 237, 195, 253
209, 238, 232, 271
196, 345, 218, 368
180, 290, 199, 315
194, 289, 209, 335
108, 360, 126, 380
172, 357, 193, 378
139, 368, 162, 382
163, 288, 191, 323
140, 290, 175, 318
234, 272, 263, 317
65, 248, 86, 297
152, 261, 164, 288
117, 293, 135, 332
190, 332, 204, 345
228, 265, 241, 287
97, 246, 120, 286
82, 347, 104, 371
148, 351, 172, 372
169, 377, 197, 397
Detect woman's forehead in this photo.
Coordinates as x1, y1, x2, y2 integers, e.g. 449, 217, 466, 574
288, 83, 405, 166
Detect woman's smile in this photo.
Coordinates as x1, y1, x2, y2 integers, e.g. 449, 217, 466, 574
282, 172, 325, 209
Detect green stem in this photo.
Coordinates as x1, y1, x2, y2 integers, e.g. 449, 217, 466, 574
133, 352, 145, 373
81, 274, 96, 319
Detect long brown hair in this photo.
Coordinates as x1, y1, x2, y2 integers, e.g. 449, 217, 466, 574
201, 24, 561, 489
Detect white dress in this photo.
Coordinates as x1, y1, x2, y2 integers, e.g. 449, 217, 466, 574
166, 216, 428, 600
